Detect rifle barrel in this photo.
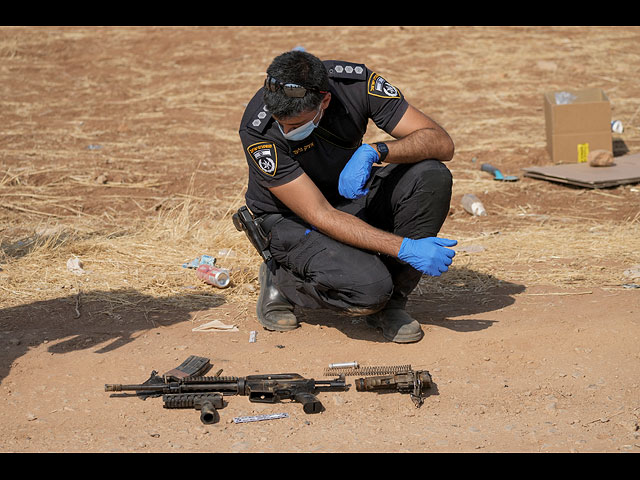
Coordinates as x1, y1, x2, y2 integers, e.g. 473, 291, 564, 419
104, 381, 242, 393
105, 383, 165, 392
105, 375, 347, 394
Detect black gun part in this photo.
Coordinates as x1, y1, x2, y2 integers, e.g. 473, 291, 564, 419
162, 393, 224, 425
354, 370, 433, 407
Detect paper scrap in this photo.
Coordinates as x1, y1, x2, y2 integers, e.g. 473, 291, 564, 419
192, 319, 239, 332
66, 257, 85, 275
454, 244, 486, 254
233, 413, 289, 424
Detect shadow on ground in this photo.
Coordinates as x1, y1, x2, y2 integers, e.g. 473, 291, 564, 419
295, 267, 525, 342
0, 288, 226, 382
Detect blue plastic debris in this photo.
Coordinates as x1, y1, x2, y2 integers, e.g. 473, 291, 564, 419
182, 254, 217, 269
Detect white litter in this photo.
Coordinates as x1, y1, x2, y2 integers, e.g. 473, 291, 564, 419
192, 319, 239, 332
233, 413, 289, 423
66, 257, 85, 275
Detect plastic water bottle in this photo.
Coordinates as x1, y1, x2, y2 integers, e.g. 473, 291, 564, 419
611, 120, 624, 134
461, 194, 487, 216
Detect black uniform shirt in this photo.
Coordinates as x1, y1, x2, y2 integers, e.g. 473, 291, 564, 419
238, 60, 409, 216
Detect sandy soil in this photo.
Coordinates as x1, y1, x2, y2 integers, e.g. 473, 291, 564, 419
1, 26, 639, 453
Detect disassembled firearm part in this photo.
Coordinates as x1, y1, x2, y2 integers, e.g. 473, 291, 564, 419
324, 364, 413, 377
162, 393, 224, 425
328, 361, 359, 369
354, 370, 433, 408
164, 355, 213, 380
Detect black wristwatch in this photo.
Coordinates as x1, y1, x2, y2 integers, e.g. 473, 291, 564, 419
374, 142, 389, 163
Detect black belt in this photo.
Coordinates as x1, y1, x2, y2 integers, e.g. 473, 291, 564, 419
257, 213, 284, 235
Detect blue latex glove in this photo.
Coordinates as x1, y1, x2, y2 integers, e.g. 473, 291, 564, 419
398, 237, 458, 276
338, 144, 379, 199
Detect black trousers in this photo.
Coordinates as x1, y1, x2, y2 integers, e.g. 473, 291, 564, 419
268, 159, 453, 314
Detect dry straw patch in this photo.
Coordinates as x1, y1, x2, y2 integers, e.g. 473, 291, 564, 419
439, 219, 640, 293
2, 192, 638, 314
0, 194, 261, 312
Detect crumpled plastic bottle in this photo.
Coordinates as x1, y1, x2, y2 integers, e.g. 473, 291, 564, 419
461, 193, 487, 216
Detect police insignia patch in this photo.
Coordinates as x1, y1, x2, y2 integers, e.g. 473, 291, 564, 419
367, 72, 401, 99
247, 141, 278, 176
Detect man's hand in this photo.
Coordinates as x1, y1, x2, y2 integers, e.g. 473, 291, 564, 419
338, 144, 379, 199
398, 237, 457, 276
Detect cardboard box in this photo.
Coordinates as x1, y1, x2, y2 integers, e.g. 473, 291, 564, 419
543, 88, 612, 163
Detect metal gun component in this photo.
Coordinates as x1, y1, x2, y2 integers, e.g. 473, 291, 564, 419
162, 393, 224, 425
328, 361, 359, 369
324, 364, 412, 377
239, 373, 347, 414
164, 355, 212, 380
354, 370, 433, 407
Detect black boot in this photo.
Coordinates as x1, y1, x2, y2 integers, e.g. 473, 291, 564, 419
365, 297, 423, 343
256, 262, 298, 331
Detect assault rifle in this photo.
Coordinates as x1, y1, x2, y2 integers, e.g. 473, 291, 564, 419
105, 356, 348, 424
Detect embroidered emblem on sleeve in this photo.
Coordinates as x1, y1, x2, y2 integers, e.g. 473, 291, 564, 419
367, 72, 401, 99
247, 141, 278, 176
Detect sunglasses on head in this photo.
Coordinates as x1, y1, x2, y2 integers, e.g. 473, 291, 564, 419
264, 75, 328, 98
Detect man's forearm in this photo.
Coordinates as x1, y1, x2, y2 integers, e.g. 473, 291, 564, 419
313, 207, 403, 258
269, 173, 403, 257
374, 127, 454, 164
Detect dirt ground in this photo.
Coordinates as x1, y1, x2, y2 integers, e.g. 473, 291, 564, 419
1, 26, 640, 453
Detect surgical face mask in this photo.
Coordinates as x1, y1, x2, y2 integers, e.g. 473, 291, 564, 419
277, 105, 323, 142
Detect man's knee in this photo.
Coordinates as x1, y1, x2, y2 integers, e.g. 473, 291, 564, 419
411, 159, 452, 196
340, 274, 393, 315
391, 160, 452, 238
310, 250, 393, 314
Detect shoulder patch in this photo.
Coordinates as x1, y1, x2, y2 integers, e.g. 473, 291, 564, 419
367, 72, 402, 99
247, 141, 278, 176
246, 104, 272, 134
325, 60, 367, 80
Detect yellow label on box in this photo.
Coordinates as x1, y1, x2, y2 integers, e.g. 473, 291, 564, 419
577, 143, 589, 163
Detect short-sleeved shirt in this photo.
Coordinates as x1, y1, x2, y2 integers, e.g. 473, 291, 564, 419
238, 60, 409, 216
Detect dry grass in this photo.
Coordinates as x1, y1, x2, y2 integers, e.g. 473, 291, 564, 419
2, 188, 637, 311
0, 195, 260, 310
442, 220, 639, 291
